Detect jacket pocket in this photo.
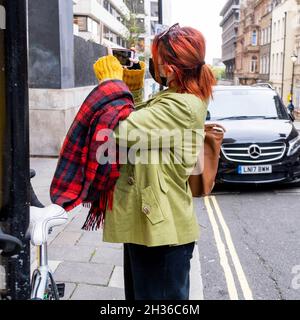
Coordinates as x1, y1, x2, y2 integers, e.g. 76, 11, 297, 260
141, 186, 165, 225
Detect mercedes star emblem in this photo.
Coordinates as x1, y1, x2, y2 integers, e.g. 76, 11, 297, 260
248, 144, 261, 159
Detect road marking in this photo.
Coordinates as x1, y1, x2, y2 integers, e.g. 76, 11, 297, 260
210, 196, 254, 300
189, 242, 204, 300
204, 197, 239, 300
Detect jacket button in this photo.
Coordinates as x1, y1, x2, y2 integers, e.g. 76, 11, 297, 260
142, 206, 150, 215
127, 177, 135, 185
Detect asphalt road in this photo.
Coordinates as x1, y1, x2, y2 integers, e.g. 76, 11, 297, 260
195, 182, 300, 300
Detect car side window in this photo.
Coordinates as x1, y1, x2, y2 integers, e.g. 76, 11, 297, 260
274, 95, 289, 120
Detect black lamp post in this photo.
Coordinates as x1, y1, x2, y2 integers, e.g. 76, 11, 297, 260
290, 52, 298, 102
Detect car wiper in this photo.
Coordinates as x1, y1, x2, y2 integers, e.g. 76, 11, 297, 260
216, 116, 278, 121
261, 116, 278, 119
216, 116, 263, 120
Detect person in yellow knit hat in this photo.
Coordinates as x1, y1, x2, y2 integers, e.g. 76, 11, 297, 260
93, 25, 216, 300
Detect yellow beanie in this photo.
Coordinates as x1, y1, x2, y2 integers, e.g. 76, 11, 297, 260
123, 61, 146, 91
93, 55, 123, 81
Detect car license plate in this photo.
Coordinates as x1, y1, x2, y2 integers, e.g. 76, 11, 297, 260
238, 165, 272, 174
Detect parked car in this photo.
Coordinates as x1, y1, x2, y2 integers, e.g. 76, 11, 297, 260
206, 86, 300, 185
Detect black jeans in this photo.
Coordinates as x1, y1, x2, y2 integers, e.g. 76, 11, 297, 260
123, 242, 195, 300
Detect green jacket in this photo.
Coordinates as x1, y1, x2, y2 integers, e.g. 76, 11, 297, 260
103, 88, 207, 247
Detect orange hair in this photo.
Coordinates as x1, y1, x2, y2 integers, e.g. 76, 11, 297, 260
152, 26, 216, 101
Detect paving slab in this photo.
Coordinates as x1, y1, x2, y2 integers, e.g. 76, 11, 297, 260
109, 266, 124, 289
53, 261, 114, 286
91, 247, 123, 266
48, 245, 95, 263
70, 284, 125, 300
62, 282, 77, 300
75, 230, 103, 247
51, 231, 83, 246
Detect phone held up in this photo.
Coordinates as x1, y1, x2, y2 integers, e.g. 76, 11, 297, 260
111, 48, 134, 68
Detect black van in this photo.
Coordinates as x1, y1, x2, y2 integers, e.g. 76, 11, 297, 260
207, 86, 300, 184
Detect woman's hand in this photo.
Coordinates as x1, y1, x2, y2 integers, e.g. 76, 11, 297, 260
93, 47, 146, 92
93, 55, 124, 82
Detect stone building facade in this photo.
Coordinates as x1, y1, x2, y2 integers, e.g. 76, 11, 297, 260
220, 0, 241, 82
235, 0, 261, 84
256, 0, 273, 82
269, 0, 298, 102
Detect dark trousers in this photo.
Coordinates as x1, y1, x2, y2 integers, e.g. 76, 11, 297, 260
123, 242, 195, 300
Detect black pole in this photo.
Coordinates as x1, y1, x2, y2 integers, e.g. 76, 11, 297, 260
4, 0, 30, 299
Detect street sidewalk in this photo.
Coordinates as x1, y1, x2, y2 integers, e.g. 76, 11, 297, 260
294, 120, 300, 131
30, 157, 203, 300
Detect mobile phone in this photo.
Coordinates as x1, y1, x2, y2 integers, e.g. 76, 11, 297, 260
112, 48, 134, 67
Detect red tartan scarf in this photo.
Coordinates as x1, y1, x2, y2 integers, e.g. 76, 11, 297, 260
50, 80, 134, 230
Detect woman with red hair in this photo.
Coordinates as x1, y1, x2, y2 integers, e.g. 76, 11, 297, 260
92, 24, 216, 300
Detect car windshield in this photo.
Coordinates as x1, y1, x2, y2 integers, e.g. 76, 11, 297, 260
207, 89, 289, 121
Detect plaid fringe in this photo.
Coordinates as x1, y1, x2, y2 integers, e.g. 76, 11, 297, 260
81, 190, 114, 231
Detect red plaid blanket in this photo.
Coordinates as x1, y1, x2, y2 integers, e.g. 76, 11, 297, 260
50, 80, 134, 230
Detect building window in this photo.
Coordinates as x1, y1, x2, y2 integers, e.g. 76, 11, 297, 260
103, 0, 109, 11
74, 16, 88, 32
151, 1, 159, 17
250, 56, 257, 73
104, 0, 123, 20
125, 0, 145, 14
74, 16, 99, 36
252, 30, 257, 46
87, 17, 99, 35
137, 18, 145, 30
117, 36, 122, 46
151, 21, 159, 35
104, 25, 117, 43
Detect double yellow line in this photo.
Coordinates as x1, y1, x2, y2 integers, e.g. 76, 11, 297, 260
204, 196, 253, 300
